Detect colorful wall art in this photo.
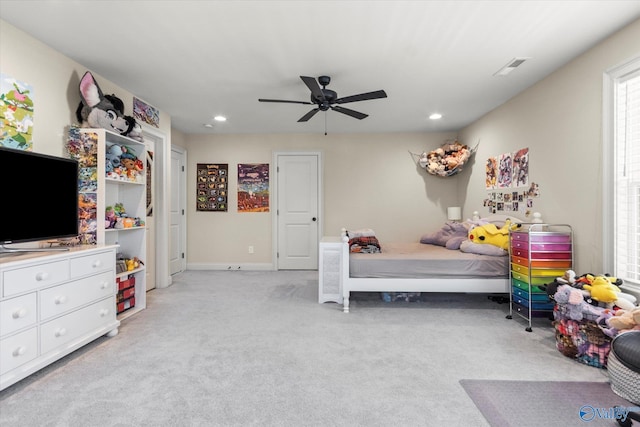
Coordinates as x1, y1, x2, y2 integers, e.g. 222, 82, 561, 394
237, 163, 269, 213
0, 73, 34, 150
197, 163, 228, 212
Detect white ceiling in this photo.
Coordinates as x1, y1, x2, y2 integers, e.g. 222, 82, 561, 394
1, 1, 639, 135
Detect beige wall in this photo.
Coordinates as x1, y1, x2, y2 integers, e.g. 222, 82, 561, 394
183, 132, 456, 266
459, 19, 640, 273
0, 21, 172, 157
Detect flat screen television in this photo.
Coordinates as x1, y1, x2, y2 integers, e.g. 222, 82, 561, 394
0, 146, 79, 251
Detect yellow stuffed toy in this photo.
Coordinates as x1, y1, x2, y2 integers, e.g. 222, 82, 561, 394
468, 219, 512, 250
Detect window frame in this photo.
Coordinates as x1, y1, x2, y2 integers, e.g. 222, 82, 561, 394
603, 54, 640, 293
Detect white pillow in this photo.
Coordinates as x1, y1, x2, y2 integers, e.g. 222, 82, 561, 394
459, 239, 507, 256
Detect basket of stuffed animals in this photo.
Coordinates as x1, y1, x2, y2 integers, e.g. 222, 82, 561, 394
549, 271, 639, 369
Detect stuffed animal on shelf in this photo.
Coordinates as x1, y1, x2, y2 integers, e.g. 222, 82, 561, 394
76, 71, 144, 142
467, 219, 512, 250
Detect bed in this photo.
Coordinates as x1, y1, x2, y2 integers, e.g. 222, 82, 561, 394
338, 214, 519, 313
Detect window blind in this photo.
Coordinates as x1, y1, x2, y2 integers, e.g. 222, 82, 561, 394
615, 71, 640, 285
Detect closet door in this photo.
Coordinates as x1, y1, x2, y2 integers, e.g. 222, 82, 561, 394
276, 153, 320, 270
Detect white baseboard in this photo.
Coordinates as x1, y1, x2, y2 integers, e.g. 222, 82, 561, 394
187, 263, 275, 271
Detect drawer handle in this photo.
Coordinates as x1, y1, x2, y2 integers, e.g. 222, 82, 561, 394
55, 328, 67, 337
12, 346, 27, 357
35, 272, 49, 281
92, 260, 102, 268
100, 308, 110, 317
12, 308, 28, 319
54, 295, 68, 305
100, 281, 109, 290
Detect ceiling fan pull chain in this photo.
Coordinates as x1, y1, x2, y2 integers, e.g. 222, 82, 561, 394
325, 112, 328, 136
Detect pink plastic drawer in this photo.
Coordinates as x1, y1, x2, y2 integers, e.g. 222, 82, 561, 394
531, 251, 571, 260
511, 248, 529, 259
511, 232, 529, 242
511, 240, 529, 250
530, 233, 571, 243
530, 243, 572, 251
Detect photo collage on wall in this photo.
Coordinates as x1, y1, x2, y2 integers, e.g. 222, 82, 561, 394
66, 127, 99, 245
237, 163, 270, 212
197, 163, 228, 212
484, 147, 540, 217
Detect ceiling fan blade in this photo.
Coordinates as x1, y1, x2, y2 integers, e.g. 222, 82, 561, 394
331, 105, 368, 120
258, 98, 313, 105
297, 108, 320, 122
335, 90, 387, 104
300, 76, 325, 101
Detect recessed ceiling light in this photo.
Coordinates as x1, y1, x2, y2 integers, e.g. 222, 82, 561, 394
214, 115, 226, 122
203, 123, 213, 128
429, 113, 442, 120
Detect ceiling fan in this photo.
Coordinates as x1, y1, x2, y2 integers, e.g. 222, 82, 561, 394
259, 75, 387, 122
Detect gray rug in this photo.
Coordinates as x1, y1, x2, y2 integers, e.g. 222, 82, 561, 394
460, 379, 637, 427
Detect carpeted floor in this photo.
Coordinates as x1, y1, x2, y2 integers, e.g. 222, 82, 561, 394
0, 270, 622, 426
460, 379, 637, 427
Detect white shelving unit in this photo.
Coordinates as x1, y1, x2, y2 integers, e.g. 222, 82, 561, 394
68, 128, 147, 320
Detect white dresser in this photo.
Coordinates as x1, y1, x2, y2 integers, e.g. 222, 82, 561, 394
0, 245, 120, 390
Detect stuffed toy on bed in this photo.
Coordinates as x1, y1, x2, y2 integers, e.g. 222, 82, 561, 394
467, 220, 512, 250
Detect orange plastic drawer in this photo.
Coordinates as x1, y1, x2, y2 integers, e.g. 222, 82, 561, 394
511, 256, 530, 267
530, 260, 572, 269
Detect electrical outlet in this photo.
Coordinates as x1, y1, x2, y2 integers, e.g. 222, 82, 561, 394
248, 246, 254, 254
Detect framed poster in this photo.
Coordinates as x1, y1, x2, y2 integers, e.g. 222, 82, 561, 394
0, 73, 35, 150
196, 163, 228, 212
237, 163, 269, 212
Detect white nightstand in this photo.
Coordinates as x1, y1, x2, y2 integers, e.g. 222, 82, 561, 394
318, 236, 343, 304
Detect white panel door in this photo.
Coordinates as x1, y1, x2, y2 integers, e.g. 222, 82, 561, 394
170, 147, 186, 275
277, 154, 319, 270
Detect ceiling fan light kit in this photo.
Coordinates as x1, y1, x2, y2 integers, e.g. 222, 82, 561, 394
259, 75, 387, 123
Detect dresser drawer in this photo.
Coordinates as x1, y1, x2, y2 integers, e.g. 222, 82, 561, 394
2, 260, 69, 297
512, 285, 551, 302
0, 327, 38, 375
0, 293, 37, 337
40, 296, 115, 355
40, 271, 114, 321
70, 250, 115, 278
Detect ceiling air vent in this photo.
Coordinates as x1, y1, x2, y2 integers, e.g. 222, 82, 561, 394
493, 57, 530, 77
